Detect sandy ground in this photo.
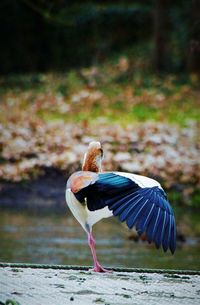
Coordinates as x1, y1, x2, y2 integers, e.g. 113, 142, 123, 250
0, 266, 200, 305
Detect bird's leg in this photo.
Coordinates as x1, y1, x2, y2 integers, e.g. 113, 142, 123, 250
87, 232, 110, 273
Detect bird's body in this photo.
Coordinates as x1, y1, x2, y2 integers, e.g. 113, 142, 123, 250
65, 142, 176, 272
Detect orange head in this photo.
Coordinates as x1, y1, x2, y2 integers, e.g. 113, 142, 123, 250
82, 141, 104, 173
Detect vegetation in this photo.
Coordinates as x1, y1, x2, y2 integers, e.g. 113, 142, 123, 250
0, 54, 199, 207
0, 51, 199, 125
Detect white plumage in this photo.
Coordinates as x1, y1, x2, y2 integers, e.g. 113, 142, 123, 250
65, 189, 112, 232
114, 171, 162, 189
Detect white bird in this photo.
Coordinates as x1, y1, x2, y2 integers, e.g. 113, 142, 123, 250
65, 141, 176, 272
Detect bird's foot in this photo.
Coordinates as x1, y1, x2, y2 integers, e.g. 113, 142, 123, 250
90, 263, 111, 273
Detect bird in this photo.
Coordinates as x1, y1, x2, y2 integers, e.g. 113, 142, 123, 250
65, 141, 176, 272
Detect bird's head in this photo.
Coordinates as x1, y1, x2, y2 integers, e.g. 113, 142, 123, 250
82, 141, 104, 173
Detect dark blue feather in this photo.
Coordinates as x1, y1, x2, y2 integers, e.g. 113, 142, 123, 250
146, 205, 161, 243
106, 189, 133, 206
136, 190, 155, 234
162, 213, 170, 252
151, 208, 162, 245
164, 213, 172, 251
126, 198, 149, 229
154, 209, 165, 249
169, 217, 176, 254
159, 210, 167, 248
113, 195, 138, 218
136, 203, 155, 235
109, 191, 140, 211
119, 196, 144, 223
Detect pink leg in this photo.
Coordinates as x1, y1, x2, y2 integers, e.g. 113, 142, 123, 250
87, 232, 110, 273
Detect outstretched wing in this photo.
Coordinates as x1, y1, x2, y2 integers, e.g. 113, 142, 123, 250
72, 172, 176, 254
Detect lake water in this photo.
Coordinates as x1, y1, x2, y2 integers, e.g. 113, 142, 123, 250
0, 209, 199, 270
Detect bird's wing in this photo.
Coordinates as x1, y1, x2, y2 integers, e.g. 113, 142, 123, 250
73, 172, 176, 253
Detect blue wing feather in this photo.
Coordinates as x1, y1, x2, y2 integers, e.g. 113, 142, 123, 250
170, 217, 176, 254
162, 212, 169, 252
116, 188, 153, 223
154, 209, 164, 249
126, 198, 149, 229
159, 210, 167, 247
106, 189, 133, 206
146, 207, 159, 243
136, 203, 155, 235
152, 208, 161, 242
109, 191, 139, 211
119, 196, 144, 222
113, 196, 139, 218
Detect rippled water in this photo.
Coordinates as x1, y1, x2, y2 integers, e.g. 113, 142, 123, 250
0, 209, 199, 270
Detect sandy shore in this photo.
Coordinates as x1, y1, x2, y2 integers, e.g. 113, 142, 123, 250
0, 265, 200, 305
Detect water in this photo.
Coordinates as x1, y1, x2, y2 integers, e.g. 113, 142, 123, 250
0, 209, 199, 270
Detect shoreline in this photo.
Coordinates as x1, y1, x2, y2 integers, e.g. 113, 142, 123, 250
0, 166, 199, 211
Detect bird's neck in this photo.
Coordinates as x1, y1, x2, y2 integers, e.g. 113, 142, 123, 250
82, 154, 102, 173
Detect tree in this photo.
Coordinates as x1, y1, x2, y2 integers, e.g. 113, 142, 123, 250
153, 0, 170, 72
187, 0, 200, 75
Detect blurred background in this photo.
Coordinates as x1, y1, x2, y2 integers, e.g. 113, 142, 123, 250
0, 0, 199, 270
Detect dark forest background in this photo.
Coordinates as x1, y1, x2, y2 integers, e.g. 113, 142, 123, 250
0, 0, 200, 75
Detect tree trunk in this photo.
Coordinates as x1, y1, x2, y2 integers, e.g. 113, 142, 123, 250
188, 0, 200, 74
154, 0, 170, 72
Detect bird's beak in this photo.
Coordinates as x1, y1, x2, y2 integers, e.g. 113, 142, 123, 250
100, 148, 104, 159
